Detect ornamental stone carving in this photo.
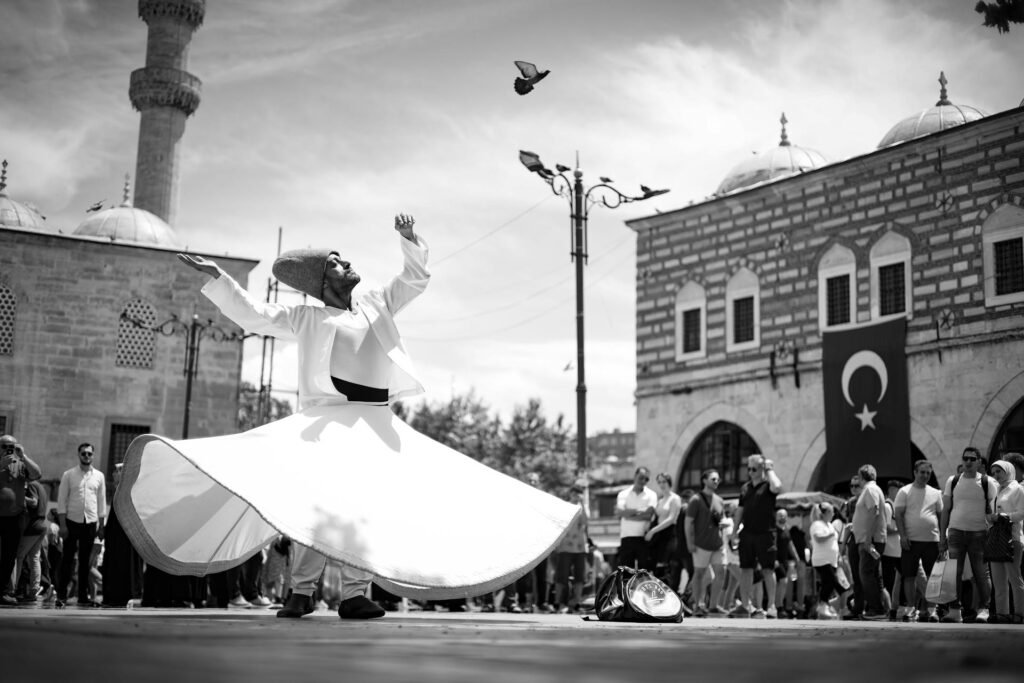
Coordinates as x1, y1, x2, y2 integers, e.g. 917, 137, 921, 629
129, 67, 202, 116
138, 0, 206, 29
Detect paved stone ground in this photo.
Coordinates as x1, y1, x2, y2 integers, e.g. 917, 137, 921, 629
2, 606, 1022, 683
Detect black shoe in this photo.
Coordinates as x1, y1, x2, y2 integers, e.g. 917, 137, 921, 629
276, 593, 315, 619
337, 595, 385, 620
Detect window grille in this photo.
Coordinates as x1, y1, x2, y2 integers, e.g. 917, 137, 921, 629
682, 308, 701, 353
732, 296, 754, 344
116, 300, 157, 368
0, 286, 15, 355
826, 275, 850, 326
879, 262, 906, 315
107, 423, 150, 473
994, 238, 1024, 296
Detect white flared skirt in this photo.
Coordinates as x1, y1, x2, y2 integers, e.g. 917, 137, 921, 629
114, 403, 580, 600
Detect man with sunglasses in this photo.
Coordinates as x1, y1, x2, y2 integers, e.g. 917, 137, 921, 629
56, 442, 106, 607
938, 446, 998, 623
729, 454, 783, 618
0, 434, 42, 605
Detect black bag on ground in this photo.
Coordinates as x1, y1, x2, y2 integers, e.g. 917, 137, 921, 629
594, 566, 683, 623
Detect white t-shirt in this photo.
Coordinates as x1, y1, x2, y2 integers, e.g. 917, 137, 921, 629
616, 486, 658, 539
943, 473, 997, 532
893, 484, 943, 542
810, 519, 841, 568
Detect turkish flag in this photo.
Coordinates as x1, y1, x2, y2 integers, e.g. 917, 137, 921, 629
821, 317, 910, 487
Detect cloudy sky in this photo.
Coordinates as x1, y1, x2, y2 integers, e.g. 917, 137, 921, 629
2, 0, 1021, 435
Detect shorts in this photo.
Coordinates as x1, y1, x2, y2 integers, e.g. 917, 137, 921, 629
691, 547, 725, 569
738, 529, 777, 571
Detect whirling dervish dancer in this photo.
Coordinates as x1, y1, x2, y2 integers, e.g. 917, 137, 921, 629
114, 214, 580, 619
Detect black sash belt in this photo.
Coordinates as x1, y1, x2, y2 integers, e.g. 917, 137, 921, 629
331, 376, 388, 403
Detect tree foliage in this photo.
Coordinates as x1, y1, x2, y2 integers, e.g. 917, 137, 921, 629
403, 392, 578, 495
976, 0, 1024, 33
237, 381, 294, 431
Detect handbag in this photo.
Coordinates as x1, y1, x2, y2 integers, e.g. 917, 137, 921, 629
984, 515, 1014, 562
925, 558, 957, 605
592, 566, 683, 623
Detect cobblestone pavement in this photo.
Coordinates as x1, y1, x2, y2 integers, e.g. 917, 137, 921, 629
3, 606, 1022, 683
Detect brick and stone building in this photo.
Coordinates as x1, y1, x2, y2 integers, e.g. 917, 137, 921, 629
0, 0, 258, 481
626, 75, 1024, 497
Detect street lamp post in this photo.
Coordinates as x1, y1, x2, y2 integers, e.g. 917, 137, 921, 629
519, 150, 668, 481
121, 310, 251, 438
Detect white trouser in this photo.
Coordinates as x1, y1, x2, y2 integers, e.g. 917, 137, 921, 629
290, 544, 372, 600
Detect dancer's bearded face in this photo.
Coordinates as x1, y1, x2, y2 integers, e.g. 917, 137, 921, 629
323, 253, 361, 297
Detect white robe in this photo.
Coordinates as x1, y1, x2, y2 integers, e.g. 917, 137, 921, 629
113, 236, 580, 599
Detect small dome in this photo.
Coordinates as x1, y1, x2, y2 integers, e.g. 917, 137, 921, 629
716, 113, 831, 195
73, 203, 183, 248
0, 160, 52, 232
877, 72, 989, 149
72, 174, 183, 248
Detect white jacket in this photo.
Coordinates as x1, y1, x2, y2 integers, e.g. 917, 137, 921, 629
202, 235, 430, 407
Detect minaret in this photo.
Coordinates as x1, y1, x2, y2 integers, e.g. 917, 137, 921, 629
129, 0, 205, 226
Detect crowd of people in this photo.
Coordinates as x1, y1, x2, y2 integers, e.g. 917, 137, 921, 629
614, 450, 1024, 624
4, 431, 1022, 623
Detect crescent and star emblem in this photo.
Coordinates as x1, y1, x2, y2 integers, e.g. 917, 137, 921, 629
840, 350, 888, 431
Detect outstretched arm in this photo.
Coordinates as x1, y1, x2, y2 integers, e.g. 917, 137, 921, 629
382, 214, 430, 315
180, 252, 298, 340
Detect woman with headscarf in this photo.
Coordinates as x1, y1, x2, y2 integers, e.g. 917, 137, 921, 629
987, 459, 1024, 624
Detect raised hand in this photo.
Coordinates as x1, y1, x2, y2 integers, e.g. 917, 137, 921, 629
394, 213, 417, 242
177, 253, 222, 279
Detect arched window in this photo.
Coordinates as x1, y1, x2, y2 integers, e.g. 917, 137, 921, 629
817, 243, 857, 332
982, 204, 1024, 307
869, 231, 912, 320
0, 285, 15, 355
992, 396, 1024, 457
675, 281, 706, 361
677, 421, 761, 497
725, 268, 760, 353
116, 299, 156, 368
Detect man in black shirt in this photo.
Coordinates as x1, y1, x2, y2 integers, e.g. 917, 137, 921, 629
729, 454, 783, 618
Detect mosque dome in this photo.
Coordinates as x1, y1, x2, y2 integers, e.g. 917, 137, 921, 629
73, 176, 183, 248
877, 72, 989, 149
0, 160, 52, 232
716, 113, 831, 196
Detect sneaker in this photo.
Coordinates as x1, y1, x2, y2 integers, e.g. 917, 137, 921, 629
228, 595, 251, 608
250, 596, 272, 607
765, 606, 778, 619
975, 608, 990, 624
901, 607, 918, 623
924, 608, 939, 623
693, 605, 709, 617
816, 604, 837, 620
1, 593, 18, 606
751, 608, 766, 619
728, 604, 752, 618
708, 605, 729, 615
941, 607, 962, 623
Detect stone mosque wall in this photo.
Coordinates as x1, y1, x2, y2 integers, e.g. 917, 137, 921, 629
0, 229, 256, 480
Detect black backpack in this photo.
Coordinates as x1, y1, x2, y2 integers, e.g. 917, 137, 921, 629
592, 566, 683, 623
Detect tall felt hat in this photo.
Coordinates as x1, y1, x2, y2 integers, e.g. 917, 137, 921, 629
272, 248, 336, 300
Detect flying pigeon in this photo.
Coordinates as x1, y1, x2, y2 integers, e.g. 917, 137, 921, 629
513, 61, 550, 95
599, 176, 613, 183
86, 200, 105, 213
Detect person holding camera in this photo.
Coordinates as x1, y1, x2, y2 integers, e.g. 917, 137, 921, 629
729, 454, 783, 618
0, 434, 42, 605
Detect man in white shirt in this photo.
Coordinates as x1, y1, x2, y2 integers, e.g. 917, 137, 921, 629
615, 467, 658, 571
56, 442, 106, 606
893, 459, 943, 622
938, 446, 998, 624
851, 464, 888, 620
